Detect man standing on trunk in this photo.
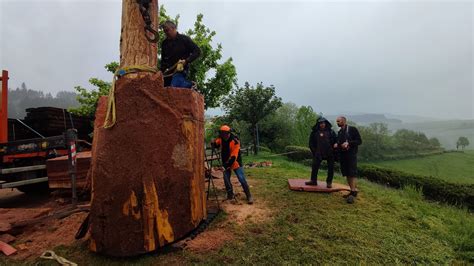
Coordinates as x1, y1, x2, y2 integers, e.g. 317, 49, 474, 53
306, 117, 337, 188
160, 20, 201, 88
212, 125, 254, 204
335, 116, 362, 204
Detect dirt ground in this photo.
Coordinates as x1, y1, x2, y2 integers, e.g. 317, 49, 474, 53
183, 174, 272, 253
0, 173, 272, 261
0, 189, 89, 260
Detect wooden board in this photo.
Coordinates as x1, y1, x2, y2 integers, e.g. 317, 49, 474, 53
288, 179, 350, 193
46, 151, 91, 189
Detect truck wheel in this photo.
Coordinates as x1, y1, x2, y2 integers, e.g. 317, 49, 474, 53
17, 182, 50, 194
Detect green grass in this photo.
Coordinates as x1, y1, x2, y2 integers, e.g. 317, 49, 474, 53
373, 151, 474, 184
3, 153, 473, 265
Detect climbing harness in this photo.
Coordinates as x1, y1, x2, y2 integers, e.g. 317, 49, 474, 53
103, 65, 158, 128
40, 250, 77, 266
136, 0, 159, 43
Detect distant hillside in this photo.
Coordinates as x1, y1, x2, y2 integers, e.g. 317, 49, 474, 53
326, 113, 402, 125
7, 84, 79, 119
326, 113, 473, 149
388, 120, 474, 150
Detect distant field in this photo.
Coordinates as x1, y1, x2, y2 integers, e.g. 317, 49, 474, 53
374, 151, 474, 184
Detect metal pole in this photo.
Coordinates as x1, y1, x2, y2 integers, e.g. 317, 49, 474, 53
66, 129, 78, 207
0, 70, 8, 143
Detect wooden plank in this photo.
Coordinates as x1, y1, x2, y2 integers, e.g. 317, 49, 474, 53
288, 179, 350, 193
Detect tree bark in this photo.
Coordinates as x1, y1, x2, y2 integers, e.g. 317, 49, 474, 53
253, 124, 258, 155
88, 0, 207, 256
119, 0, 158, 70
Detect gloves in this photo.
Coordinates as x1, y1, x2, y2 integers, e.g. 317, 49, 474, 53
226, 156, 236, 169
176, 59, 186, 72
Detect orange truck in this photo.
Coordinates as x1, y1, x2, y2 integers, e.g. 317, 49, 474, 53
0, 70, 84, 195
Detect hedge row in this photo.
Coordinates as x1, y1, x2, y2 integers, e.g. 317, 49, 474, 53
285, 146, 340, 171
285, 146, 312, 161
358, 165, 474, 210
285, 145, 446, 163
364, 149, 444, 162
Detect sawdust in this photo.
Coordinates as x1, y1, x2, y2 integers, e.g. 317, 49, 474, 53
185, 229, 234, 253
213, 176, 272, 225
0, 208, 52, 232
220, 200, 272, 225
10, 211, 88, 260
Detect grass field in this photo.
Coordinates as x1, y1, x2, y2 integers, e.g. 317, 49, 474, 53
6, 153, 473, 265
374, 151, 474, 184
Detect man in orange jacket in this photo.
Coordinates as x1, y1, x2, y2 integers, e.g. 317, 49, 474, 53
212, 125, 254, 204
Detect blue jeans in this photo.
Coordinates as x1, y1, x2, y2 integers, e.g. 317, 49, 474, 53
170, 72, 193, 88
223, 167, 250, 197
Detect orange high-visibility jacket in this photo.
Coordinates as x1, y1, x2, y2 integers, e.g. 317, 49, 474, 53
214, 135, 242, 170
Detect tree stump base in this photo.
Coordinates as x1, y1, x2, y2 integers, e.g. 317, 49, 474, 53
89, 73, 206, 256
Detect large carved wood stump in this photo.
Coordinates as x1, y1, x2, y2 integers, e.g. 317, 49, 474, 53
89, 75, 206, 256
89, 0, 206, 256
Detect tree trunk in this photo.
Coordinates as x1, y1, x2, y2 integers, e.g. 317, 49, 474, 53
253, 124, 258, 155
89, 0, 207, 257
120, 0, 158, 70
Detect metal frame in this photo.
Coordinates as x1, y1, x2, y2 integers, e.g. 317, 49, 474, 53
204, 145, 221, 210
0, 177, 48, 189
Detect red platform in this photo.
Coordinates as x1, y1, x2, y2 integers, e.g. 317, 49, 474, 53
288, 179, 350, 193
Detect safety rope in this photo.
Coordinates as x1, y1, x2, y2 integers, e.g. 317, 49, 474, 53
40, 250, 77, 266
103, 65, 158, 129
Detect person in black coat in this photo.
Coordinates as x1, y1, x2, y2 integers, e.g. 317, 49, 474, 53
335, 116, 362, 204
160, 21, 201, 88
306, 117, 337, 188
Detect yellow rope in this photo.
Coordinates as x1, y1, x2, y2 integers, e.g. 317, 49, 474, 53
103, 65, 158, 129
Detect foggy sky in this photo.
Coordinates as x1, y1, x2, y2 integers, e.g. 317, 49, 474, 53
0, 0, 472, 119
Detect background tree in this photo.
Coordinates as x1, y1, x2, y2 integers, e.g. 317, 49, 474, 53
293, 106, 318, 146
69, 62, 117, 116
259, 102, 299, 152
223, 82, 282, 154
70, 6, 236, 117
429, 137, 441, 149
456, 136, 470, 150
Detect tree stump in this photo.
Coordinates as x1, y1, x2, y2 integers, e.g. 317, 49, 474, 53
89, 0, 206, 256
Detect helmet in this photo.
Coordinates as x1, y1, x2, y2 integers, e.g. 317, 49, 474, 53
220, 125, 231, 132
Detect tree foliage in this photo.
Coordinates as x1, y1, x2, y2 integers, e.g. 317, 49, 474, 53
70, 6, 236, 117
259, 103, 319, 152
223, 82, 282, 154
456, 136, 470, 150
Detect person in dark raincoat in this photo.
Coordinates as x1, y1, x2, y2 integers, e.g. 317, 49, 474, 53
306, 117, 337, 188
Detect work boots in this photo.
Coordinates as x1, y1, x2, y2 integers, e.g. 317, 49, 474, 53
243, 186, 254, 205
344, 191, 358, 204
305, 180, 318, 186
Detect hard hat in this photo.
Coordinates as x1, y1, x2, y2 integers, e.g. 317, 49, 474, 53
220, 125, 231, 132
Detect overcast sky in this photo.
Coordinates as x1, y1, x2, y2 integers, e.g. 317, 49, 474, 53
0, 0, 472, 119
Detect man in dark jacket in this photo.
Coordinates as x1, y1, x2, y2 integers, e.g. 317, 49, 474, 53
160, 21, 201, 88
335, 116, 362, 204
306, 117, 337, 188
